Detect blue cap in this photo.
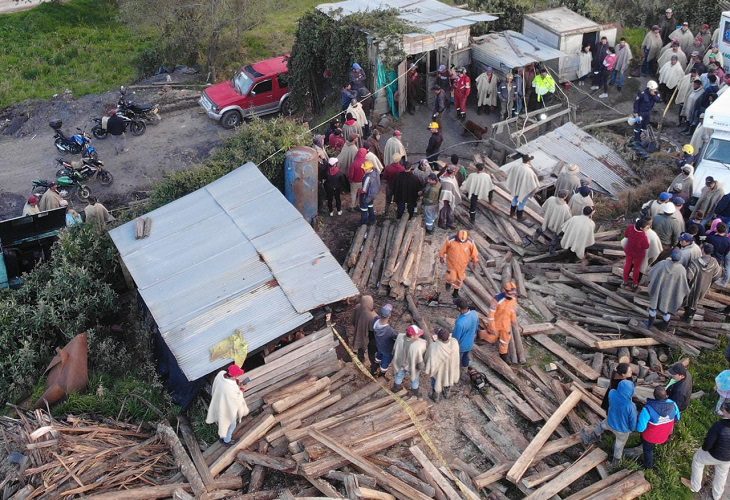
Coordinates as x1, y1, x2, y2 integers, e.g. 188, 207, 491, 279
672, 196, 685, 205
670, 248, 682, 261
679, 233, 693, 242
579, 186, 591, 196
380, 304, 393, 318
658, 192, 671, 201
352, 63, 362, 70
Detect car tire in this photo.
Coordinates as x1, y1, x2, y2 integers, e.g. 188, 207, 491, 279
280, 97, 293, 117
221, 110, 242, 129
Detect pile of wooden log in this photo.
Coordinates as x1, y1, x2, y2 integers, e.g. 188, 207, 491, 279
344, 216, 438, 299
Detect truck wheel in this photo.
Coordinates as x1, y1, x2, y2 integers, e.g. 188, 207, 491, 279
280, 97, 293, 116
221, 110, 242, 129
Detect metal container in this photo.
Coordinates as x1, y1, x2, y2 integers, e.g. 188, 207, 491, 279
284, 146, 319, 224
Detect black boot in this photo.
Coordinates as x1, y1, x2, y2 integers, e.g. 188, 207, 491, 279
510, 205, 516, 217
644, 317, 655, 329
660, 319, 670, 331
469, 211, 476, 223
410, 387, 420, 398
516, 209, 524, 221
430, 391, 441, 402
452, 288, 459, 298
682, 308, 695, 322
443, 386, 451, 399
477, 106, 482, 115
500, 352, 510, 364
392, 382, 402, 392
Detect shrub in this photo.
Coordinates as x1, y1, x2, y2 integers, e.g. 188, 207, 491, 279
149, 117, 311, 208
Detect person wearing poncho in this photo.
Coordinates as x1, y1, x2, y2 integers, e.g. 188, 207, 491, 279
461, 163, 494, 223
669, 164, 694, 201
646, 249, 690, 330
669, 23, 695, 57
554, 164, 581, 196
438, 167, 460, 229
659, 56, 687, 101
692, 177, 725, 222
569, 186, 594, 216
641, 26, 664, 75
658, 43, 687, 70
392, 325, 428, 396
425, 328, 461, 402
351, 295, 376, 363
206, 364, 249, 444
541, 190, 572, 235
611, 38, 633, 90
337, 135, 359, 175
676, 70, 697, 119
383, 131, 406, 168
560, 206, 596, 259
506, 154, 539, 220
475, 67, 498, 114
684, 243, 722, 321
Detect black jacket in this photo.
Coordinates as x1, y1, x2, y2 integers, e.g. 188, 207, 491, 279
393, 171, 421, 205
703, 419, 730, 461
667, 372, 693, 411
426, 133, 443, 158
601, 373, 623, 411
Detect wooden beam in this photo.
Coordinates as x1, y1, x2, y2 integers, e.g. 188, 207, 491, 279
157, 423, 207, 499
308, 430, 432, 500
177, 416, 216, 488
594, 337, 660, 349
554, 320, 600, 347
236, 451, 296, 472
522, 462, 570, 489
561, 269, 646, 316
409, 446, 461, 500
210, 414, 277, 477
532, 334, 601, 380
507, 391, 583, 483
564, 469, 632, 500
582, 470, 651, 500
524, 448, 608, 500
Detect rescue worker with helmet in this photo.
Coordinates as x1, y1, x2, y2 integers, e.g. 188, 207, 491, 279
632, 80, 661, 143
426, 121, 443, 163
532, 67, 556, 107
677, 144, 696, 169
439, 230, 479, 298
479, 281, 522, 363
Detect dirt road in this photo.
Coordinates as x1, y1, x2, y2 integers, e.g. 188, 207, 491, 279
0, 88, 235, 219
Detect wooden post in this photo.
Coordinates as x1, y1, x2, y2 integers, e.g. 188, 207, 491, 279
209, 413, 277, 477
506, 390, 583, 483
156, 423, 207, 499
524, 448, 608, 500
409, 446, 461, 500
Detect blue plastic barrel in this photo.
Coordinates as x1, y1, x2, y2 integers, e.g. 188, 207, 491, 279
284, 146, 319, 224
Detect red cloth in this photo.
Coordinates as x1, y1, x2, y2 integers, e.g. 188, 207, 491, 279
328, 133, 345, 151
642, 418, 675, 444
624, 225, 650, 258
348, 148, 368, 183
382, 162, 405, 188
623, 254, 641, 285
454, 74, 471, 111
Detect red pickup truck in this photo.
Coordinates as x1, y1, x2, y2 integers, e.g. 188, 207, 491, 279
199, 55, 292, 129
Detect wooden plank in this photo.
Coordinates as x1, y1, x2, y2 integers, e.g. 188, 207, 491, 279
522, 462, 570, 489
385, 466, 437, 498
564, 469, 633, 500
272, 377, 331, 413
583, 471, 651, 500
524, 448, 608, 500
210, 414, 277, 477
461, 421, 509, 464
532, 334, 601, 380
356, 487, 395, 500
561, 269, 646, 316
157, 423, 207, 499
554, 320, 601, 347
594, 337, 660, 349
520, 323, 557, 335
85, 484, 192, 500
314, 382, 382, 421
237, 451, 296, 472
308, 430, 431, 500
409, 446, 461, 500
178, 416, 215, 488
506, 390, 583, 483
265, 329, 333, 364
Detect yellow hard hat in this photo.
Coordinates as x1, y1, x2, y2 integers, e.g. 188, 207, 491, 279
428, 122, 439, 130
682, 144, 694, 155
363, 161, 374, 171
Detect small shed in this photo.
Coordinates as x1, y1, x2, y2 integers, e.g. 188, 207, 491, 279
499, 122, 635, 199
522, 7, 617, 82
109, 163, 359, 405
471, 30, 567, 76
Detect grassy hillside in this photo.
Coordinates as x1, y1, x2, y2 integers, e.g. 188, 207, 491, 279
0, 0, 150, 108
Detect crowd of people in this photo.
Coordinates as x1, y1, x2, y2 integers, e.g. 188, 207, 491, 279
20, 184, 114, 228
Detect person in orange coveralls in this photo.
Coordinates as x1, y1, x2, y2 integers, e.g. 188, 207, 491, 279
480, 280, 521, 362
439, 230, 479, 299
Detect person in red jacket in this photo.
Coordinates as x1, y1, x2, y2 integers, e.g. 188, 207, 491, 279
623, 218, 652, 289
453, 68, 471, 120
348, 148, 368, 210
637, 386, 681, 469
382, 154, 406, 212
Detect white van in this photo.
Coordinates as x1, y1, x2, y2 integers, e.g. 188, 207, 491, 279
692, 90, 730, 200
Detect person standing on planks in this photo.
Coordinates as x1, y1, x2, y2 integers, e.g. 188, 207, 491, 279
559, 205, 597, 261
682, 399, 730, 500
506, 153, 539, 221
451, 298, 479, 371
439, 230, 479, 299
393, 161, 422, 219
351, 295, 377, 367
637, 386, 681, 469
460, 163, 494, 223
425, 328, 461, 402
392, 325, 428, 397
421, 173, 441, 235
479, 281, 520, 363
372, 304, 398, 377
581, 379, 638, 465
684, 243, 722, 322
205, 364, 249, 446
646, 248, 690, 330
623, 218, 652, 290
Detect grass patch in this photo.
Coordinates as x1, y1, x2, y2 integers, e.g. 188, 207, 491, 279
622, 27, 646, 54
0, 0, 150, 108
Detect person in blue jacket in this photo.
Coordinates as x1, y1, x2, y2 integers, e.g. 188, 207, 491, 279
632, 80, 662, 143
637, 386, 681, 469
451, 298, 479, 369
582, 379, 638, 464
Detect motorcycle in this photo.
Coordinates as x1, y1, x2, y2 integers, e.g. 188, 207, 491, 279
91, 114, 146, 139
117, 86, 161, 124
50, 120, 98, 159
32, 173, 91, 201
55, 158, 113, 186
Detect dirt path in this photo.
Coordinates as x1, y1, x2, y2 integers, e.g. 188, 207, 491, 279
0, 89, 235, 218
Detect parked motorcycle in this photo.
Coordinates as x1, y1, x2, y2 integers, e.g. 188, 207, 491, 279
118, 86, 161, 124
55, 158, 113, 186
90, 114, 146, 139
32, 173, 91, 201
50, 120, 98, 159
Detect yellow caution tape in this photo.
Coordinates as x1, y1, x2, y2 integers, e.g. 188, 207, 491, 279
329, 323, 478, 499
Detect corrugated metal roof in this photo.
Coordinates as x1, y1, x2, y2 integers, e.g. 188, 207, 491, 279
500, 122, 633, 198
317, 0, 497, 34
109, 162, 359, 381
471, 30, 567, 72
524, 7, 599, 35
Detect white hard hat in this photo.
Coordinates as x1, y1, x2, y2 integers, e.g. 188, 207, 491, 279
647, 80, 659, 90
662, 203, 676, 215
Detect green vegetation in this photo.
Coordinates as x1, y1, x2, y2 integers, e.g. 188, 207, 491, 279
149, 117, 311, 208
0, 0, 150, 108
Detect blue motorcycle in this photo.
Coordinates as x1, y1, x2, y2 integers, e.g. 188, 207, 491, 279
50, 120, 98, 159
